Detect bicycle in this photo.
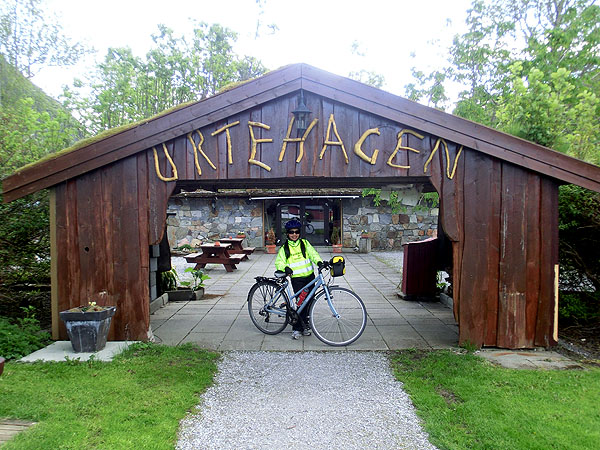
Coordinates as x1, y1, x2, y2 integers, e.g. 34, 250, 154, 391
247, 259, 367, 346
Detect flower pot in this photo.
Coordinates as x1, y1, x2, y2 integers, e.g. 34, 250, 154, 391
0, 356, 5, 376
266, 244, 277, 254
166, 287, 204, 301
332, 244, 343, 253
59, 306, 116, 353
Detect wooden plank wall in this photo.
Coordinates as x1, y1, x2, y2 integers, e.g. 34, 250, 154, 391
51, 91, 560, 347
53, 154, 174, 341
430, 147, 559, 348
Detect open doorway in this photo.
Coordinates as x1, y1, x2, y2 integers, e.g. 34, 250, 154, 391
264, 199, 341, 246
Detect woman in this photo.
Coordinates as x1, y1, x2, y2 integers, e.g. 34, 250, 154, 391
275, 219, 323, 339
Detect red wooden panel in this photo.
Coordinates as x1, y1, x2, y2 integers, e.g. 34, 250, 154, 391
54, 182, 70, 339
401, 238, 438, 297
314, 99, 334, 178
120, 155, 146, 340
459, 150, 496, 347
304, 93, 324, 178
171, 135, 188, 182
497, 163, 529, 348
535, 178, 559, 346
525, 173, 542, 343
484, 158, 502, 345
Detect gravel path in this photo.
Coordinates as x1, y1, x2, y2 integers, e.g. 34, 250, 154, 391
176, 351, 437, 450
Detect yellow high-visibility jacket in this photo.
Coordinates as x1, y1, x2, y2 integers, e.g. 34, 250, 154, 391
275, 238, 322, 278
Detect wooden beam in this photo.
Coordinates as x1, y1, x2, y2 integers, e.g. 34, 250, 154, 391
49, 187, 59, 339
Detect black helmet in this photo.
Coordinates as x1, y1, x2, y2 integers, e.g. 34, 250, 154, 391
285, 219, 302, 230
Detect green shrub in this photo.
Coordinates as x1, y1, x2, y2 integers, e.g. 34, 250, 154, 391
159, 268, 178, 292
558, 185, 599, 292
0, 306, 51, 360
559, 291, 600, 323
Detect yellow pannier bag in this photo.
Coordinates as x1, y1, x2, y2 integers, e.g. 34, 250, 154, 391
330, 256, 346, 277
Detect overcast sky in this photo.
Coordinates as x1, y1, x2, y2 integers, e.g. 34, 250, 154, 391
35, 0, 472, 101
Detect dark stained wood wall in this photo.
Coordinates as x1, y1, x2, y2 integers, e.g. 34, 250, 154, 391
429, 147, 558, 348
53, 153, 174, 341
51, 91, 559, 347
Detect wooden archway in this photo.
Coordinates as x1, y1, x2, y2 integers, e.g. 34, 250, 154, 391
3, 64, 599, 348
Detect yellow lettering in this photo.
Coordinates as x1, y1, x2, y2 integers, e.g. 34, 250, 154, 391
354, 128, 380, 165
248, 121, 273, 171
211, 121, 240, 165
319, 114, 349, 164
152, 143, 178, 182
280, 116, 318, 163
387, 129, 423, 169
423, 138, 463, 179
186, 130, 216, 176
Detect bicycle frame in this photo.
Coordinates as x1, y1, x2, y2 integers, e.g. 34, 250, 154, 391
264, 268, 339, 320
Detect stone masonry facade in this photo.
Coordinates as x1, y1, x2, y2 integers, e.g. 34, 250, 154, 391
166, 195, 437, 251
341, 197, 438, 250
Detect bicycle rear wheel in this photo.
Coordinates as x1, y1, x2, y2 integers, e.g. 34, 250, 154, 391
247, 280, 289, 335
309, 287, 367, 346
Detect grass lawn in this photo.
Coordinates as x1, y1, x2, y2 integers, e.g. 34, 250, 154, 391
391, 349, 600, 450
0, 343, 219, 449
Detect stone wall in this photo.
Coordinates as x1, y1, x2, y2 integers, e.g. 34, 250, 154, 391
166, 195, 437, 250
167, 197, 263, 248
341, 197, 438, 250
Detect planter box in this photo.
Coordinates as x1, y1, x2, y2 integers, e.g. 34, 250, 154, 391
59, 306, 116, 353
166, 287, 204, 301
332, 244, 342, 253
266, 244, 277, 254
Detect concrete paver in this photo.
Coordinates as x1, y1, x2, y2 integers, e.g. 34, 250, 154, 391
478, 349, 584, 369
18, 252, 580, 369
152, 250, 459, 351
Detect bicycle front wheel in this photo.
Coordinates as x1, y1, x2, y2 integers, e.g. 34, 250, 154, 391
309, 287, 367, 346
247, 280, 289, 335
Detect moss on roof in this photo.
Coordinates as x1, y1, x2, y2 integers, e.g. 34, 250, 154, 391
11, 100, 199, 177
11, 67, 287, 178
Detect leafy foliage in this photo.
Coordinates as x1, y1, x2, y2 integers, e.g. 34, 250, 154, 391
62, 22, 267, 134
404, 0, 600, 318
0, 306, 51, 360
159, 268, 178, 292
362, 188, 439, 214
558, 185, 600, 292
180, 267, 210, 291
0, 59, 81, 288
0, 0, 89, 78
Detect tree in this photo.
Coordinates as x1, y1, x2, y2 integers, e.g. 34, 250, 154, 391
0, 0, 89, 78
348, 41, 385, 89
64, 22, 267, 134
404, 0, 600, 316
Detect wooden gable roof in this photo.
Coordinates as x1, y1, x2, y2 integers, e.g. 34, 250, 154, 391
3, 63, 600, 202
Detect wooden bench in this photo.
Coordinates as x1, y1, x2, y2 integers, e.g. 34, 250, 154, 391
218, 238, 253, 260
184, 244, 242, 272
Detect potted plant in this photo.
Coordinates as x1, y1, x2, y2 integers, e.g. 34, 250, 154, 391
236, 231, 246, 239
166, 267, 210, 301
59, 293, 116, 353
331, 226, 342, 253
265, 227, 277, 254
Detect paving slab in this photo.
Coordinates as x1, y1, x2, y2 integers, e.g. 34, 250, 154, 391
152, 251, 459, 351
20, 341, 134, 362
477, 349, 584, 369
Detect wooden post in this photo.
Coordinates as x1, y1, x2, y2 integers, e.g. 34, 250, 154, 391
49, 188, 59, 340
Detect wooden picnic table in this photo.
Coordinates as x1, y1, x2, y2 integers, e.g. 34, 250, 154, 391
218, 237, 256, 260
184, 243, 243, 272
